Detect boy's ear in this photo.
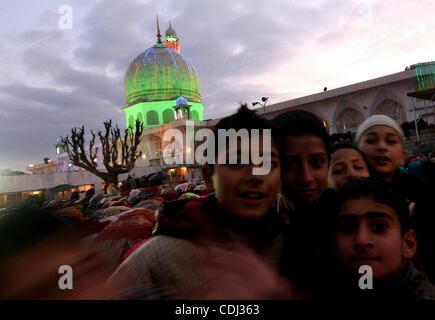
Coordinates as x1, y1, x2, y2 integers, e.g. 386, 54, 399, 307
202, 164, 214, 192
400, 149, 407, 167
402, 229, 417, 259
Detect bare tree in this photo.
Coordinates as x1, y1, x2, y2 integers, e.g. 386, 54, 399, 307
61, 120, 144, 186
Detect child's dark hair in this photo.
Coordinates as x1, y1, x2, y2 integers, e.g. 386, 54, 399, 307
331, 142, 372, 173
213, 104, 276, 138
331, 142, 364, 156
211, 103, 277, 154
336, 178, 411, 233
272, 110, 331, 159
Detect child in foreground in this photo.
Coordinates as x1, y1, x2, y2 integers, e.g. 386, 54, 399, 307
328, 178, 435, 300
106, 105, 294, 299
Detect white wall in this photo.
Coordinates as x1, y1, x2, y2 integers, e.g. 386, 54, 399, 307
0, 166, 159, 194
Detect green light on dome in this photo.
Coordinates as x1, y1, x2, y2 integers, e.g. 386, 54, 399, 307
166, 36, 178, 42
124, 23, 204, 129
412, 61, 435, 92
124, 46, 201, 106
124, 100, 204, 129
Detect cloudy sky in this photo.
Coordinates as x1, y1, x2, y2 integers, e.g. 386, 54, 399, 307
0, 0, 434, 170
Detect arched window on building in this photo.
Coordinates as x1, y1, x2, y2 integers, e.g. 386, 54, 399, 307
146, 110, 159, 126
162, 109, 175, 123
373, 99, 406, 124
137, 112, 144, 125
335, 108, 364, 133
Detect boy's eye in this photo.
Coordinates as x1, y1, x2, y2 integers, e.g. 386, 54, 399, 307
311, 157, 327, 168
386, 133, 400, 145
332, 168, 344, 175
386, 139, 398, 145
370, 222, 388, 233
284, 158, 298, 169
332, 164, 345, 175
337, 221, 357, 234
364, 138, 377, 144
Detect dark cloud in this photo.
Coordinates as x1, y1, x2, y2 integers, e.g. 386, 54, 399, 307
0, 0, 361, 169
74, 0, 154, 72
0, 89, 124, 169
0, 26, 125, 169
164, 0, 339, 118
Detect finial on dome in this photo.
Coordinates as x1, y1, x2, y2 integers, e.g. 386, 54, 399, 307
156, 15, 162, 44
165, 21, 178, 38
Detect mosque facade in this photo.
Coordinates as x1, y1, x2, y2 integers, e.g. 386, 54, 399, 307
260, 61, 435, 136
123, 20, 204, 129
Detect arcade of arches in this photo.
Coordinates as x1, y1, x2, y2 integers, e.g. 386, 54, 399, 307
128, 108, 201, 128
334, 99, 406, 134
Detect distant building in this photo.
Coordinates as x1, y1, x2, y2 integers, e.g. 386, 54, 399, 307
258, 61, 434, 135
27, 160, 57, 175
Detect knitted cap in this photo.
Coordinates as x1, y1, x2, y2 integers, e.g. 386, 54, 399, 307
355, 114, 405, 144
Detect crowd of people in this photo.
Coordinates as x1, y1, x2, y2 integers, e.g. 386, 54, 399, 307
1, 105, 434, 300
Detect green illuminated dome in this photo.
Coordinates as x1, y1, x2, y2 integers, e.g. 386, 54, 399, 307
124, 43, 201, 106
123, 20, 204, 129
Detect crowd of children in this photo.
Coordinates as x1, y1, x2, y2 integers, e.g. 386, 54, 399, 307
106, 106, 435, 299
1, 105, 434, 300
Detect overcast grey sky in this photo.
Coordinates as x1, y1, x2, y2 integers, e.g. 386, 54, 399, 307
0, 0, 434, 170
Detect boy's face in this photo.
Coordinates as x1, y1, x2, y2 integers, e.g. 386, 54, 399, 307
329, 148, 370, 190
281, 135, 329, 207
205, 142, 281, 219
334, 197, 416, 280
357, 125, 405, 181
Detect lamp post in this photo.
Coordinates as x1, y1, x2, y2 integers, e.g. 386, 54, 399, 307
252, 97, 269, 113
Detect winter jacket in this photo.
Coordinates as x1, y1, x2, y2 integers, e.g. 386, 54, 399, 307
326, 263, 435, 300
106, 195, 288, 299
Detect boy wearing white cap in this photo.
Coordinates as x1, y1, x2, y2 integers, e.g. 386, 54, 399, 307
355, 114, 406, 182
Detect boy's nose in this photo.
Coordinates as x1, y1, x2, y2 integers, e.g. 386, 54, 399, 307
245, 169, 266, 185
346, 168, 359, 180
375, 140, 388, 151
353, 225, 374, 249
300, 162, 315, 184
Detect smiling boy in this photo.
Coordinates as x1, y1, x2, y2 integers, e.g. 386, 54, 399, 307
355, 115, 405, 183
328, 143, 370, 190
273, 110, 331, 210
106, 105, 288, 299
272, 110, 332, 295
